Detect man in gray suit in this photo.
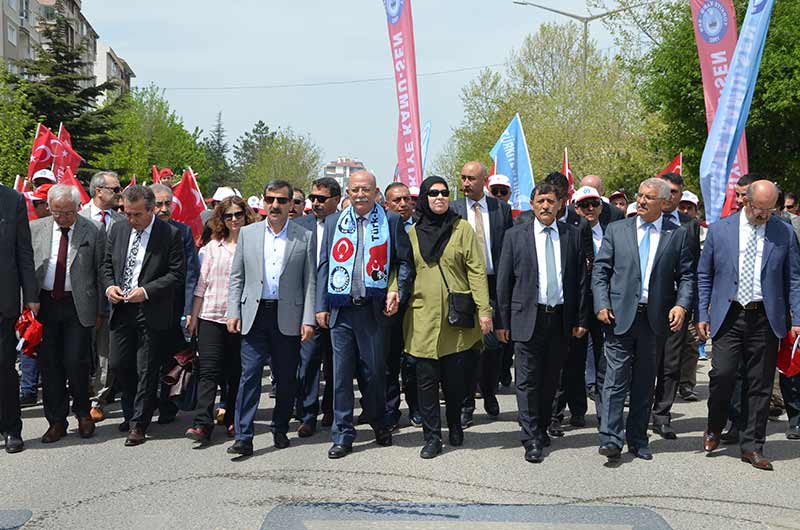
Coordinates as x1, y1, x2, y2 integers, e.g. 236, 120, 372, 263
226, 180, 316, 456
31, 185, 105, 443
592, 178, 694, 461
81, 171, 123, 422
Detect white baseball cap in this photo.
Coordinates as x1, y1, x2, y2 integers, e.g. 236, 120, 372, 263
573, 186, 601, 204
626, 203, 638, 217
247, 196, 260, 209
211, 186, 241, 202
487, 174, 511, 189
680, 190, 699, 206
32, 169, 56, 183
408, 186, 420, 198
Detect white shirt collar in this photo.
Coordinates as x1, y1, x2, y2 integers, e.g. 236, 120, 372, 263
533, 217, 557, 234
467, 195, 488, 211
266, 220, 289, 237
637, 215, 663, 232
53, 221, 73, 234
138, 214, 156, 235
738, 210, 765, 232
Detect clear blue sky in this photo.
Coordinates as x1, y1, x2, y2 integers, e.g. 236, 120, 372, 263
83, 1, 617, 188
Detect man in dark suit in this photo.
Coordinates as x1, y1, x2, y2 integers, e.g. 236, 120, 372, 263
102, 185, 185, 446
294, 177, 341, 437
699, 181, 800, 470
651, 172, 702, 439
497, 181, 588, 463
0, 184, 38, 453
316, 170, 414, 458
150, 183, 199, 424
578, 175, 625, 227
31, 184, 105, 443
451, 161, 513, 427
593, 178, 694, 461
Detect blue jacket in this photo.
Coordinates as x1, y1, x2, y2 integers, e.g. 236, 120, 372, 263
169, 219, 199, 317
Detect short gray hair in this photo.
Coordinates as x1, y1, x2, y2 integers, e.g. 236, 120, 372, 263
123, 185, 155, 210
48, 184, 82, 208
640, 178, 670, 200
89, 171, 119, 197
149, 183, 173, 198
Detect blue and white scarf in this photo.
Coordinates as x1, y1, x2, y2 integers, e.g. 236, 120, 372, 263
327, 204, 390, 307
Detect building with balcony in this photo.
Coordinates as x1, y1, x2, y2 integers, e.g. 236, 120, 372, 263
322, 157, 366, 190
94, 41, 135, 103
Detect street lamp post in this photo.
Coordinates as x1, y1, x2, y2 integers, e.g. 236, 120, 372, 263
512, 1, 656, 81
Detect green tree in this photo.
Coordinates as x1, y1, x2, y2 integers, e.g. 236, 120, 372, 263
202, 111, 232, 191
434, 22, 667, 198
0, 69, 36, 186
232, 120, 276, 179
239, 127, 322, 197
10, 0, 122, 175
94, 85, 210, 191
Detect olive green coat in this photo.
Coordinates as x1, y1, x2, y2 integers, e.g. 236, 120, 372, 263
403, 219, 492, 360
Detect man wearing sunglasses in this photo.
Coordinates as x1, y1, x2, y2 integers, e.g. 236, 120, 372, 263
226, 179, 316, 455
81, 171, 124, 422
289, 189, 306, 220
294, 177, 341, 437
452, 161, 513, 428
488, 174, 512, 204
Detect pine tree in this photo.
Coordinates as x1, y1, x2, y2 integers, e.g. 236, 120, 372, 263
202, 111, 232, 191
232, 120, 276, 174
10, 0, 122, 175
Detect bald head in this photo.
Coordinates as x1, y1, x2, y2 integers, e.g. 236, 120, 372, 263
580, 175, 605, 196
460, 161, 488, 201
347, 170, 378, 217
744, 180, 778, 226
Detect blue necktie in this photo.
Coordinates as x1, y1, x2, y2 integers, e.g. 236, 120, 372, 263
639, 222, 653, 297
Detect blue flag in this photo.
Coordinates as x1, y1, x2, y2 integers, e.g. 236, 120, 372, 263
489, 114, 535, 211
420, 120, 432, 177
699, 0, 775, 223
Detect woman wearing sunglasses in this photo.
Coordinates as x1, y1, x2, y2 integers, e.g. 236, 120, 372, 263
185, 196, 257, 444
403, 176, 492, 459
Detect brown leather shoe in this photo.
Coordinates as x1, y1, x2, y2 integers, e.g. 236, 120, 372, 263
297, 423, 315, 438
41, 423, 67, 443
124, 427, 145, 447
90, 406, 105, 423
741, 451, 773, 471
321, 413, 333, 427
703, 430, 720, 453
78, 417, 96, 438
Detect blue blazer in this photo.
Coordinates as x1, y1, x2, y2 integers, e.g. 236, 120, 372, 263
592, 216, 694, 336
169, 219, 199, 317
698, 213, 800, 339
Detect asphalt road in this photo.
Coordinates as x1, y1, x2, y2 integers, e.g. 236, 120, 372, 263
2, 363, 799, 530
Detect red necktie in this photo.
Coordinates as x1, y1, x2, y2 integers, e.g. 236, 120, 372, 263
52, 227, 69, 300
100, 210, 107, 227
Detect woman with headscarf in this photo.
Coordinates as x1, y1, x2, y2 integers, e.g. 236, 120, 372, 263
403, 176, 492, 459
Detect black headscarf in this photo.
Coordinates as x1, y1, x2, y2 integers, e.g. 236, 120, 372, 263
414, 176, 460, 264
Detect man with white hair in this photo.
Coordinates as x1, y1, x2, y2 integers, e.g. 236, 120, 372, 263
592, 178, 694, 462
30, 185, 106, 443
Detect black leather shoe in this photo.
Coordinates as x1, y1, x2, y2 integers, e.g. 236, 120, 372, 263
484, 395, 500, 418
629, 446, 653, 460
653, 423, 677, 440
156, 413, 176, 425
327, 444, 352, 459
4, 434, 24, 454
569, 415, 586, 428
721, 426, 739, 445
540, 433, 551, 447
500, 371, 512, 388
226, 440, 253, 456
448, 424, 464, 446
410, 411, 423, 427
420, 438, 443, 459
786, 425, 800, 440
374, 429, 392, 447
118, 420, 130, 433
548, 419, 564, 437
460, 409, 474, 429
274, 432, 290, 449
599, 442, 621, 460
524, 442, 543, 463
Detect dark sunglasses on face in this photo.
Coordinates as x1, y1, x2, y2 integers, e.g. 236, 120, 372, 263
293, 199, 304, 205
223, 211, 244, 221
308, 194, 333, 203
263, 196, 290, 205
490, 186, 510, 196
578, 200, 601, 209
427, 189, 450, 198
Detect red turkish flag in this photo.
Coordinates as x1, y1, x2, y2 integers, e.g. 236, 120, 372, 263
61, 167, 90, 205
152, 165, 160, 183
657, 153, 683, 178
27, 124, 59, 179
123, 174, 137, 191
58, 124, 73, 148
13, 175, 27, 193
171, 167, 205, 243
562, 147, 574, 201
51, 124, 83, 182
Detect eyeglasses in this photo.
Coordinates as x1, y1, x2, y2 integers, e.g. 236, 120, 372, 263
308, 194, 333, 203
263, 196, 290, 205
490, 186, 510, 196
97, 186, 122, 194
427, 189, 450, 198
636, 193, 661, 202
223, 211, 244, 221
154, 201, 172, 208
51, 210, 76, 218
390, 196, 411, 204
293, 199, 304, 205
749, 206, 778, 215
577, 200, 601, 209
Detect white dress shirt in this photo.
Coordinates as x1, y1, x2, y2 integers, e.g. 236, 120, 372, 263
736, 212, 765, 303
466, 195, 494, 274
262, 221, 288, 300
89, 202, 112, 226
126, 214, 155, 293
533, 218, 563, 305
43, 222, 73, 292
404, 217, 414, 234
316, 218, 325, 264
591, 222, 603, 254
663, 209, 681, 227
637, 215, 662, 304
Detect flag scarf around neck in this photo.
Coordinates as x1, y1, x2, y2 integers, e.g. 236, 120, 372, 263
327, 204, 390, 307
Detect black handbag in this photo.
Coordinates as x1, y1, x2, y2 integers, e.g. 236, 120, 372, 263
437, 263, 476, 328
